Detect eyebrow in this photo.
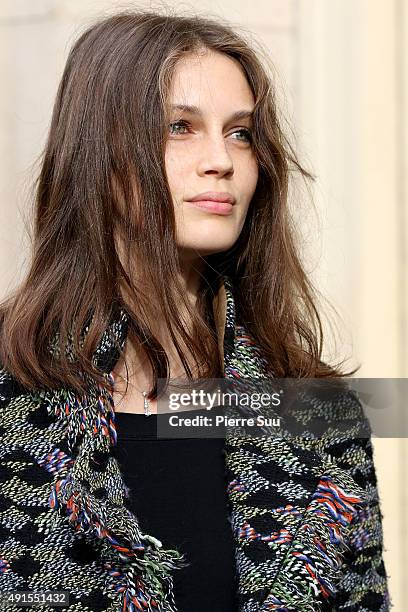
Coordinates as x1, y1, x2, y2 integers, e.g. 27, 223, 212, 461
169, 104, 254, 122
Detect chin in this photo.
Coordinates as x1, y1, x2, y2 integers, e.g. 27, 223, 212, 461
178, 225, 240, 249
177, 240, 237, 258
180, 237, 238, 253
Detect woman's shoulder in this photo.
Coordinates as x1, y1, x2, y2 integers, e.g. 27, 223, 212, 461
0, 365, 36, 412
0, 365, 24, 407
0, 365, 53, 454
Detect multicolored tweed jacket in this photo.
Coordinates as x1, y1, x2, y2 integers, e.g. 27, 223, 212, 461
0, 275, 390, 611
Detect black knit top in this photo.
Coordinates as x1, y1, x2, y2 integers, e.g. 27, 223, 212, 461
113, 407, 238, 611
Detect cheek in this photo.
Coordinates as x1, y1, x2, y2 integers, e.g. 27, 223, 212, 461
239, 158, 259, 202
165, 150, 191, 198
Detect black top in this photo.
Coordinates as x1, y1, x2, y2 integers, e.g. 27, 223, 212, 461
113, 406, 238, 611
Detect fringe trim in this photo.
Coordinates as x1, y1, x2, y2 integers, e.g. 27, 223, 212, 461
42, 372, 188, 612
259, 463, 368, 611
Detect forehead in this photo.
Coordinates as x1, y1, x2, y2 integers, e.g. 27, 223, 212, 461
169, 50, 254, 112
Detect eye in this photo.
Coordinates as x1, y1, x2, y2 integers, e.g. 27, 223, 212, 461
168, 120, 190, 135
231, 128, 253, 143
168, 121, 253, 143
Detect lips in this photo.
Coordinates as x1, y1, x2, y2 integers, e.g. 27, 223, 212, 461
187, 191, 235, 205
185, 199, 233, 215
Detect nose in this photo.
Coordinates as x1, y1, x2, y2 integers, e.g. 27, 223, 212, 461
196, 133, 234, 177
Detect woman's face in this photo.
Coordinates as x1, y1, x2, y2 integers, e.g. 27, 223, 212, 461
165, 50, 258, 261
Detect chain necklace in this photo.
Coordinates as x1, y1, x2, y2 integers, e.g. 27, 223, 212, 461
111, 368, 153, 417
113, 354, 190, 417
122, 375, 153, 417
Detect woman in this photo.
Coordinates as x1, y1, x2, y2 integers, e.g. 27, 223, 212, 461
0, 10, 390, 612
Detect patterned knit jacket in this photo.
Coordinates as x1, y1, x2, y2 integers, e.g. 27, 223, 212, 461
0, 275, 390, 611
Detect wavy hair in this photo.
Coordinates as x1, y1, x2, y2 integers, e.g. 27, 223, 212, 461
0, 9, 358, 396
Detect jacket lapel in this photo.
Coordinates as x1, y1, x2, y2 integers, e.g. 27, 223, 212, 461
220, 277, 368, 610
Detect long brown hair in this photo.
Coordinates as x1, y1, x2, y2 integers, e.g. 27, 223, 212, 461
0, 9, 358, 397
